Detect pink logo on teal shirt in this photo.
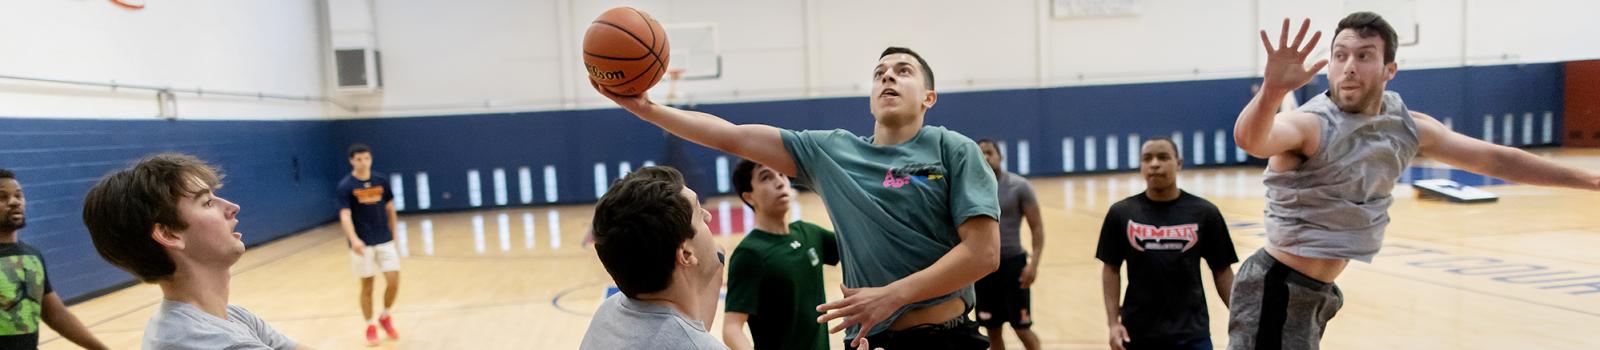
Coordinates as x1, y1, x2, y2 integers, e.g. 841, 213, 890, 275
882, 163, 946, 188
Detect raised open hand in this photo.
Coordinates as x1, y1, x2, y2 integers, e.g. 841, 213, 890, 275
1259, 18, 1327, 93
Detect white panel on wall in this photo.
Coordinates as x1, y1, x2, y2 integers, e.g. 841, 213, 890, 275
1062, 137, 1076, 172
1105, 136, 1118, 171
1126, 134, 1140, 170
492, 168, 508, 206
518, 166, 534, 204
0, 1, 328, 118
1017, 140, 1031, 175
467, 169, 483, 207
416, 172, 431, 210
390, 173, 406, 211
1085, 137, 1098, 172
327, 0, 1597, 116
544, 165, 558, 203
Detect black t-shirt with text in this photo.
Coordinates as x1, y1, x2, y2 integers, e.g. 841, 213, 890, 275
1095, 191, 1238, 343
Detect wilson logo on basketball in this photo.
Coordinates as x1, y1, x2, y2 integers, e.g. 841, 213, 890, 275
1126, 221, 1198, 252
586, 64, 625, 81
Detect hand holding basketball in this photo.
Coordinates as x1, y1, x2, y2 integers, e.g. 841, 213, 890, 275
589, 79, 653, 114
1259, 18, 1327, 94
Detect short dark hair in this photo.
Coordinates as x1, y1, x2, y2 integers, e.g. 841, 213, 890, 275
731, 159, 760, 209
1143, 137, 1182, 159
591, 166, 696, 298
1335, 11, 1398, 64
0, 169, 13, 180
83, 153, 223, 282
348, 143, 372, 158
975, 139, 1003, 160
880, 47, 935, 90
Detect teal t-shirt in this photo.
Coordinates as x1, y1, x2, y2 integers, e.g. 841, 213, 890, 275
780, 125, 1000, 339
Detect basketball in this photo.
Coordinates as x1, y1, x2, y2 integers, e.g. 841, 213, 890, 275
583, 7, 670, 97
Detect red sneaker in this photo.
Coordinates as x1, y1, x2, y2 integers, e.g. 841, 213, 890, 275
365, 325, 379, 346
378, 314, 400, 339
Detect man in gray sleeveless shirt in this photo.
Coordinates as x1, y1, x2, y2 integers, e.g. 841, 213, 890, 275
1230, 13, 1600, 349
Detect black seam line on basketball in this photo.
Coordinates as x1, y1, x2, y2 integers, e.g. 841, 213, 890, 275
627, 7, 659, 52
631, 8, 668, 73
592, 20, 657, 57
591, 19, 668, 78
582, 50, 651, 61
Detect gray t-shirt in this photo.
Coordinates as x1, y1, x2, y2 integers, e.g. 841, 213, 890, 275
781, 126, 1000, 339
996, 171, 1037, 258
579, 294, 727, 350
1263, 91, 1420, 262
143, 300, 296, 350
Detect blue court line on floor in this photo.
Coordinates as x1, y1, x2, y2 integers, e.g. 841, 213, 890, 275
1349, 263, 1600, 319
551, 281, 607, 316
1222, 217, 1600, 319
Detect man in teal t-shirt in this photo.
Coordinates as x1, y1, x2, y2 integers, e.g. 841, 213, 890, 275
722, 159, 838, 350
594, 46, 999, 349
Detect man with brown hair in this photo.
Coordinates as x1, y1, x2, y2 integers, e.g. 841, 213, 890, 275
1233, 12, 1600, 349
580, 166, 728, 350
82, 153, 307, 350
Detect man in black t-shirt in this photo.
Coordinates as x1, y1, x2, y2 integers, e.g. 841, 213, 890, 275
1096, 138, 1238, 350
337, 144, 401, 346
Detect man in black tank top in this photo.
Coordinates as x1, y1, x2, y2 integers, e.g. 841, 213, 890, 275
1231, 12, 1600, 350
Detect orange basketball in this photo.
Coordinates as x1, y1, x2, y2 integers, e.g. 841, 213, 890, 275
583, 7, 670, 97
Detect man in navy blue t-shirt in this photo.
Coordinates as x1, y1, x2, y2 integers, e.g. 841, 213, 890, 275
337, 143, 401, 346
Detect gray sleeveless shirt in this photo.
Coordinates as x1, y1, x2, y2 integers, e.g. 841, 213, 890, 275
1263, 91, 1420, 262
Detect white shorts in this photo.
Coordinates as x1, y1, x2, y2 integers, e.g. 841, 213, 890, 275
349, 241, 401, 278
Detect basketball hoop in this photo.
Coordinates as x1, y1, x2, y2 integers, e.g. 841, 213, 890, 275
666, 68, 686, 105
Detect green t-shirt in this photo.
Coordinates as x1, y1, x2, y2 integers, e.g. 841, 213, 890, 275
780, 126, 1000, 339
0, 242, 51, 349
725, 220, 838, 350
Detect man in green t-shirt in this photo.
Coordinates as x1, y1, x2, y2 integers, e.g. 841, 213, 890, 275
722, 159, 839, 350
0, 169, 108, 350
593, 47, 999, 349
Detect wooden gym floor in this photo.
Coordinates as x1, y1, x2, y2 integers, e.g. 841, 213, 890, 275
40, 148, 1600, 349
